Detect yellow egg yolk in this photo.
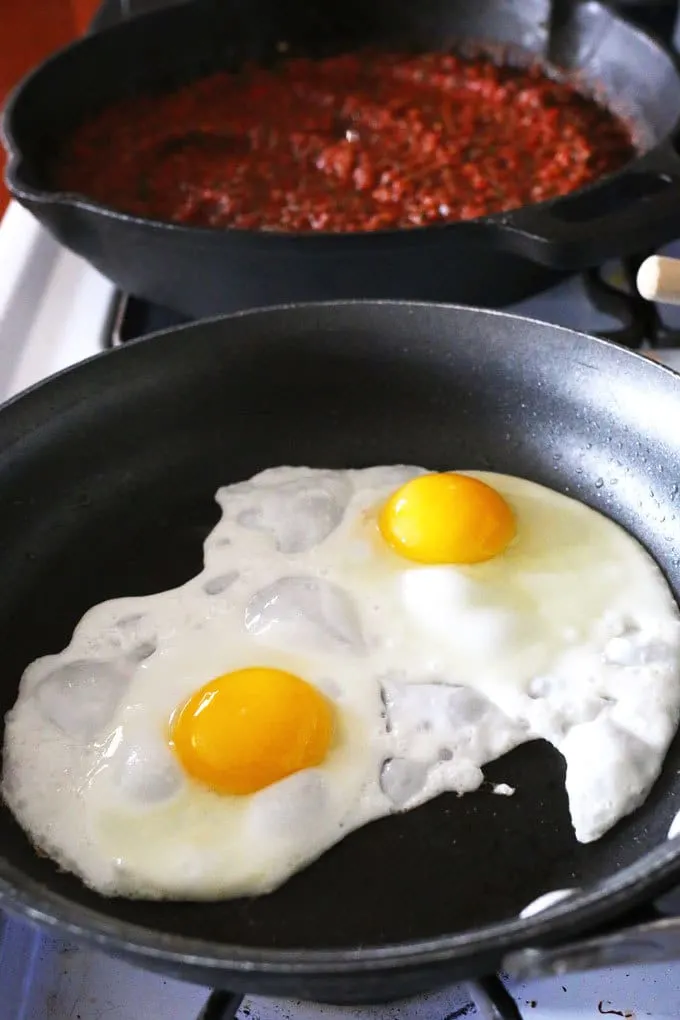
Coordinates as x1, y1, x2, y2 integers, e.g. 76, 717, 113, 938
378, 472, 516, 565
170, 667, 334, 795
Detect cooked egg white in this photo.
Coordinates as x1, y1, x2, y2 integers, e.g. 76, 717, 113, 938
3, 466, 679, 900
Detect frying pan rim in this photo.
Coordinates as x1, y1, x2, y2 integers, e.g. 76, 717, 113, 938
1, 299, 680, 971
3, 0, 678, 244
0, 297, 675, 393
2, 843, 680, 973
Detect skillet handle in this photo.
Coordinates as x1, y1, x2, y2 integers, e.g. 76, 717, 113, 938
484, 141, 680, 270
502, 915, 680, 981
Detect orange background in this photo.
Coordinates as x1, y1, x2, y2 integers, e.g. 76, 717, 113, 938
0, 0, 98, 215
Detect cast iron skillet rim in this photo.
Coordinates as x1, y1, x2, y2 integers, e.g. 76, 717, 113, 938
2, 0, 675, 246
3, 163, 657, 249
1, 299, 680, 970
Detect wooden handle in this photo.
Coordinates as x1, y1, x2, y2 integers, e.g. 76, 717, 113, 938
637, 255, 680, 305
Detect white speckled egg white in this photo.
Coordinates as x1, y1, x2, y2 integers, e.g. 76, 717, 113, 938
3, 466, 679, 900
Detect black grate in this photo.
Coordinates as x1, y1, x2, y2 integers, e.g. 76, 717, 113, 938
584, 255, 680, 350
194, 976, 527, 1020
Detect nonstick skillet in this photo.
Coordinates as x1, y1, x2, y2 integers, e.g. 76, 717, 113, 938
4, 302, 680, 1012
5, 0, 680, 316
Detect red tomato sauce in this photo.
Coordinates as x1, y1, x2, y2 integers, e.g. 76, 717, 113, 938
52, 51, 636, 232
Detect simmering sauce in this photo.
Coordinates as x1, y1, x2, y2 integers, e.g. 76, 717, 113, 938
52, 52, 636, 232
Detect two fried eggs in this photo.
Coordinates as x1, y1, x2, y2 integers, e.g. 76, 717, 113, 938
3, 466, 680, 899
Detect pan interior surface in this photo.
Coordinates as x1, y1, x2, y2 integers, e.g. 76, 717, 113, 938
1, 302, 680, 954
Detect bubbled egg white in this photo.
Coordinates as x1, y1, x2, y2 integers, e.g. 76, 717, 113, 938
3, 465, 680, 900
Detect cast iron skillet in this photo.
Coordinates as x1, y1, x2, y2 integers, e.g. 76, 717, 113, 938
4, 0, 680, 317
4, 303, 680, 1006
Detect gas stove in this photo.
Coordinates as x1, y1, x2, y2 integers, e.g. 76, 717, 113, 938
4, 3, 680, 1018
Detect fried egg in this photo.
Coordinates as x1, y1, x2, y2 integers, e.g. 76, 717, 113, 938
3, 466, 679, 900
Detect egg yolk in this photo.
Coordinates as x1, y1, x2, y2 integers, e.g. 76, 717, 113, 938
170, 667, 334, 795
378, 472, 516, 565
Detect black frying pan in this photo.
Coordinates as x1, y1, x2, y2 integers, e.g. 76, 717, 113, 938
4, 0, 680, 317
3, 302, 680, 1010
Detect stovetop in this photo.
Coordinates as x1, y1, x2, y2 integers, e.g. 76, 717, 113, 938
3, 2, 680, 1019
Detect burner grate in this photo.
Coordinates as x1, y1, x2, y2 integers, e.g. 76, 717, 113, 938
584, 254, 680, 349
194, 976, 528, 1020
198, 989, 244, 1020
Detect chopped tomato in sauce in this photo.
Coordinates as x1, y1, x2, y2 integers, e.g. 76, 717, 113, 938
53, 51, 636, 232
